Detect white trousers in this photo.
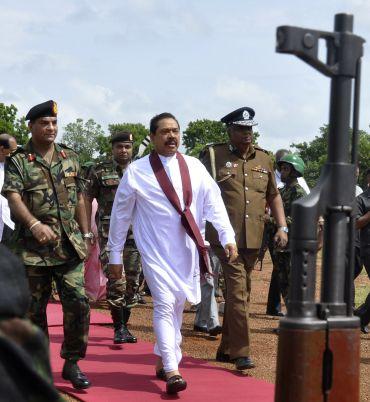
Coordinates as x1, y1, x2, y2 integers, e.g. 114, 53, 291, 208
149, 280, 187, 372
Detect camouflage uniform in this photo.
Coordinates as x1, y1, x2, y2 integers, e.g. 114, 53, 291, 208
2, 140, 90, 361
273, 182, 306, 303
86, 159, 141, 322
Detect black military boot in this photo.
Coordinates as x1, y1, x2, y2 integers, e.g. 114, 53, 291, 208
121, 307, 137, 343
62, 360, 91, 389
111, 306, 137, 344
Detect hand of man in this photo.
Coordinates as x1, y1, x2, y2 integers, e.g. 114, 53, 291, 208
84, 239, 92, 258
31, 223, 57, 245
224, 243, 238, 263
109, 264, 124, 280
274, 229, 288, 249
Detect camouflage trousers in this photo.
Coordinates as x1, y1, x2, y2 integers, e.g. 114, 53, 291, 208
100, 238, 142, 309
273, 251, 291, 304
25, 261, 90, 361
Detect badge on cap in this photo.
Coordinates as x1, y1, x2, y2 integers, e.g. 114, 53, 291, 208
52, 102, 58, 116
243, 110, 250, 120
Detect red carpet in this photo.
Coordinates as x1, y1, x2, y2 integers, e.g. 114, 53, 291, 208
49, 305, 274, 402
47, 302, 111, 326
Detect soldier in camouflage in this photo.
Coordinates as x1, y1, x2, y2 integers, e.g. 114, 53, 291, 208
273, 153, 307, 304
85, 131, 140, 344
0, 244, 62, 402
2, 100, 92, 390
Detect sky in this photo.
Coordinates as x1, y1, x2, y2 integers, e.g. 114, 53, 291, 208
1, 0, 370, 152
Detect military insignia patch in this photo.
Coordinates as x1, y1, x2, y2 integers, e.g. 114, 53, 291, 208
251, 165, 268, 174
52, 101, 58, 116
27, 153, 36, 162
225, 161, 232, 168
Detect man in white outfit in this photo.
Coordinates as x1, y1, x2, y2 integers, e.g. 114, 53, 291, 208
108, 113, 237, 394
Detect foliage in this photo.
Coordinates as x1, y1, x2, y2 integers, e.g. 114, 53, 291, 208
108, 123, 150, 157
182, 119, 260, 157
0, 103, 29, 145
291, 125, 370, 188
62, 118, 106, 164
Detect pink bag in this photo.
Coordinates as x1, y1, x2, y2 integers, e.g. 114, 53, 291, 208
84, 200, 107, 301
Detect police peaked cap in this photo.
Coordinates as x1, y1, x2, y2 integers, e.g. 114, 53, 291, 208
110, 131, 134, 144
25, 100, 58, 121
221, 107, 258, 127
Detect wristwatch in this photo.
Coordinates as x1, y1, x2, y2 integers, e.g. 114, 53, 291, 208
278, 226, 289, 233
82, 232, 94, 239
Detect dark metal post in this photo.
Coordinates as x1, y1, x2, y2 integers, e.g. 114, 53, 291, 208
274, 13, 364, 402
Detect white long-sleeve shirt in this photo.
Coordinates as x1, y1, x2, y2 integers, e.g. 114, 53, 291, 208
108, 153, 235, 304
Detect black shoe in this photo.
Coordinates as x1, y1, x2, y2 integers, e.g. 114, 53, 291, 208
114, 325, 137, 344
166, 375, 187, 394
138, 295, 147, 305
193, 325, 208, 333
215, 351, 230, 362
235, 357, 256, 370
266, 310, 284, 317
273, 327, 280, 335
361, 325, 370, 334
62, 361, 91, 390
208, 325, 222, 336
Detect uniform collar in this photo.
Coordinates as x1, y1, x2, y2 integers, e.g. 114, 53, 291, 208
228, 142, 256, 160
25, 140, 63, 168
112, 158, 130, 174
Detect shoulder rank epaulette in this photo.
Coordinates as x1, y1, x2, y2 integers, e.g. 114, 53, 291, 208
58, 143, 75, 151
254, 145, 271, 155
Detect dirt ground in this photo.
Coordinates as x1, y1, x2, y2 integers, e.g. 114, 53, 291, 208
63, 255, 370, 401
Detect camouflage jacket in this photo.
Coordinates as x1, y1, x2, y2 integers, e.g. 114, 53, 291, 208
86, 159, 133, 240
2, 140, 86, 266
277, 181, 306, 251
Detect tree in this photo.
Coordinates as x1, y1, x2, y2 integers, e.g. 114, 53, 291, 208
108, 123, 150, 157
182, 119, 260, 157
0, 103, 29, 145
291, 125, 370, 188
62, 118, 106, 164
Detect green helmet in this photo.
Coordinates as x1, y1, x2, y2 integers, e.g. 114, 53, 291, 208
277, 153, 305, 176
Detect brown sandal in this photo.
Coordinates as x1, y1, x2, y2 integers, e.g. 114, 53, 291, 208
155, 368, 166, 381
166, 375, 187, 394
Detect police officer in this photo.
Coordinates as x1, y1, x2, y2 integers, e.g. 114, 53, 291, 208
273, 154, 307, 304
354, 178, 370, 333
85, 132, 140, 344
200, 107, 288, 370
2, 100, 91, 389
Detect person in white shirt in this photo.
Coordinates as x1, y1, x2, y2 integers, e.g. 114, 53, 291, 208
0, 133, 17, 241
355, 166, 363, 196
108, 113, 237, 394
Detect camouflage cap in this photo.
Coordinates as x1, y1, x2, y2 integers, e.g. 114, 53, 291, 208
25, 100, 58, 121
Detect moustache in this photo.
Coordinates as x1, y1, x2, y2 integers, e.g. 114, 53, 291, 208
165, 140, 178, 146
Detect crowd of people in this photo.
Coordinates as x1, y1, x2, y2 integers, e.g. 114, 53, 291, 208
0, 100, 369, 397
